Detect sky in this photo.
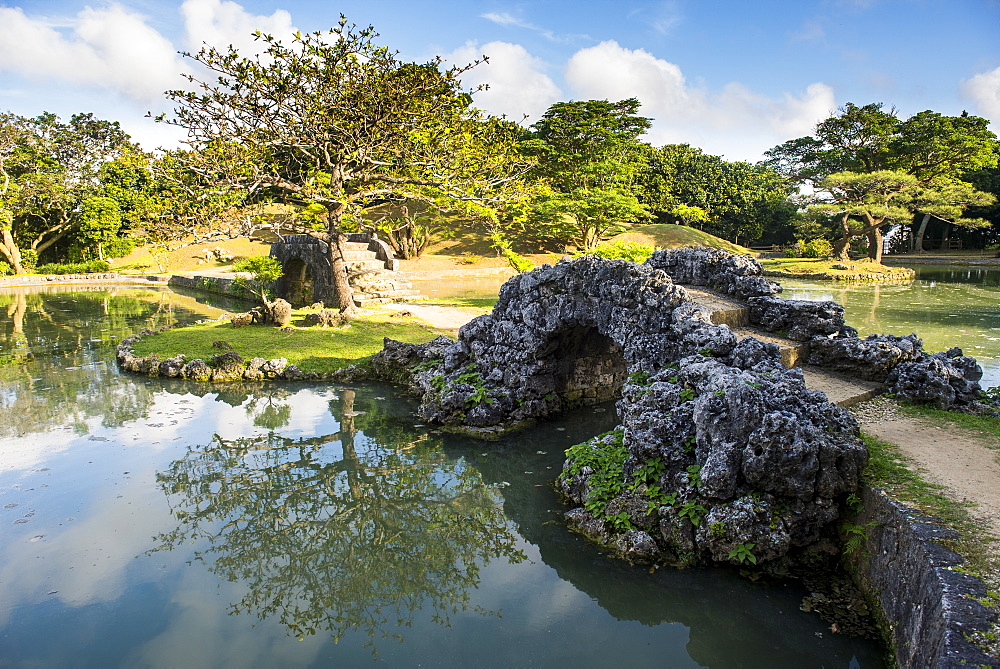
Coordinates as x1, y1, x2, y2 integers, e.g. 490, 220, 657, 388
0, 0, 998, 162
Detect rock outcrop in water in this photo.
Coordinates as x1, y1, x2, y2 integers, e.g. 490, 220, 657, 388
352, 253, 871, 565
351, 247, 996, 565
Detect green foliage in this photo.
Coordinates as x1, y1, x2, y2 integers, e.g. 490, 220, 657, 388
639, 143, 794, 245
841, 521, 877, 556
162, 20, 534, 309
710, 521, 727, 537
0, 260, 10, 276
765, 102, 998, 260
631, 457, 666, 487
232, 255, 283, 304
19, 249, 37, 272
576, 239, 656, 263
785, 238, 834, 258
627, 369, 652, 386
563, 429, 628, 521
489, 230, 534, 273
524, 98, 652, 250
35, 260, 111, 274
728, 543, 757, 565
678, 501, 707, 527
454, 365, 496, 409
686, 464, 703, 488
679, 388, 696, 402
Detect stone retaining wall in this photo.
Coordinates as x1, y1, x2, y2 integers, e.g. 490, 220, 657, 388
850, 485, 998, 668
0, 272, 168, 286
167, 274, 254, 303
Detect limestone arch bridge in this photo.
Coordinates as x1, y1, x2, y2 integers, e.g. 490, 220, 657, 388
355, 248, 984, 568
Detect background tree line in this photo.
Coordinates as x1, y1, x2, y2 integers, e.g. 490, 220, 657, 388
1, 17, 998, 300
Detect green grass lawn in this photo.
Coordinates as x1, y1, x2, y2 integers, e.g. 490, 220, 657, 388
421, 297, 498, 311
608, 224, 753, 255
759, 257, 915, 278
131, 312, 449, 375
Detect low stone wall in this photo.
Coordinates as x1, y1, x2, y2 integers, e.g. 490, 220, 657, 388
168, 274, 254, 302
763, 269, 917, 282
0, 272, 169, 286
850, 485, 997, 668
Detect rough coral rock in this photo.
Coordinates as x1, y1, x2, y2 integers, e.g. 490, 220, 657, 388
808, 334, 924, 382
645, 247, 781, 299
748, 296, 856, 341
887, 347, 984, 409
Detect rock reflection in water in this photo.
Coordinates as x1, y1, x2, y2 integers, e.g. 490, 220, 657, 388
150, 389, 525, 654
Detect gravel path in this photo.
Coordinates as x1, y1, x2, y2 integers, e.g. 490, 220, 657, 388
853, 397, 1000, 539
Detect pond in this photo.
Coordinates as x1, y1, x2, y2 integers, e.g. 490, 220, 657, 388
779, 265, 1000, 389
0, 285, 885, 666
415, 263, 1000, 390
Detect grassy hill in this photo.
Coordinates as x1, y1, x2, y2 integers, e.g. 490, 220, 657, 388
608, 224, 753, 255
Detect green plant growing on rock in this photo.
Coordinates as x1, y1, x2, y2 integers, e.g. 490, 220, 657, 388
728, 543, 757, 565
686, 464, 702, 488
678, 501, 706, 527
562, 429, 628, 521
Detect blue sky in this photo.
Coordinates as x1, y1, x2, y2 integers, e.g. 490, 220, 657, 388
1, 0, 998, 160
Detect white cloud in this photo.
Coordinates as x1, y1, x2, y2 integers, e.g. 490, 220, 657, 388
564, 40, 834, 160
181, 0, 296, 55
0, 4, 187, 104
442, 41, 563, 122
961, 66, 1000, 124
479, 11, 587, 44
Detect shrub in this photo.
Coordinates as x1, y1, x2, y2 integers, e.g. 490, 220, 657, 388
0, 261, 11, 276
785, 238, 834, 259
19, 249, 37, 272
577, 240, 656, 263
36, 260, 111, 275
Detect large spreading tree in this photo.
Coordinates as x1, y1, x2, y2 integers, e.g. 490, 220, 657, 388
765, 103, 998, 261
161, 19, 531, 313
640, 143, 794, 246
0, 112, 135, 272
522, 98, 652, 250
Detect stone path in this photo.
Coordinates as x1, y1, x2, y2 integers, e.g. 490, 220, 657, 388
855, 399, 1000, 540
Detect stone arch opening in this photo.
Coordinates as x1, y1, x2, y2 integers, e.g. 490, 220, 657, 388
543, 325, 628, 408
280, 258, 314, 307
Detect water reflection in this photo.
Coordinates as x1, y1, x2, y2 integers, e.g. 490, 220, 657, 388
780, 265, 1000, 388
0, 287, 228, 440
0, 286, 886, 666
150, 389, 525, 655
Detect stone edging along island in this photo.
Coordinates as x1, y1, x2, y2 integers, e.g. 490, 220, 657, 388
113, 249, 999, 667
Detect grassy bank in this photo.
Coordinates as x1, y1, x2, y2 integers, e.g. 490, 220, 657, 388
759, 258, 916, 280
860, 429, 1000, 657
131, 310, 450, 375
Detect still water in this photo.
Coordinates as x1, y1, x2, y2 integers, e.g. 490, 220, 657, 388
0, 285, 884, 666
779, 265, 1000, 389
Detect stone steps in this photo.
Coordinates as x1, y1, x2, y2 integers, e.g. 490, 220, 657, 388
731, 327, 810, 368
683, 285, 882, 407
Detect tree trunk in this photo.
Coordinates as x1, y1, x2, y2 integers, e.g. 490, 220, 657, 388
914, 213, 931, 254
0, 228, 24, 274
327, 232, 357, 315
939, 223, 952, 250
867, 228, 884, 263
833, 213, 852, 261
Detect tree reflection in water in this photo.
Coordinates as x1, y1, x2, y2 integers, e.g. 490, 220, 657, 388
151, 390, 525, 654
